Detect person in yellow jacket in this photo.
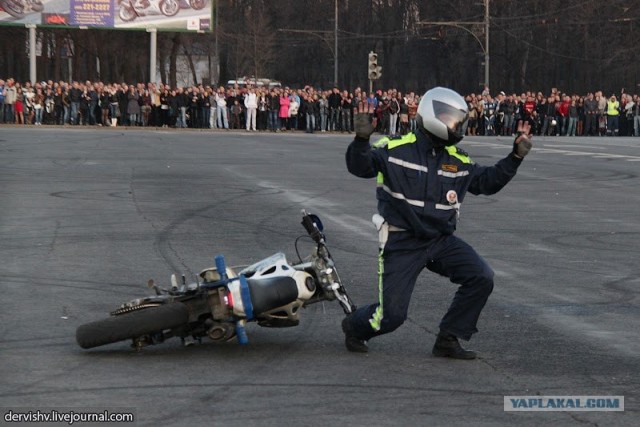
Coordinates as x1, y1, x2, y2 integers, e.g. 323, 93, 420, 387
606, 94, 620, 136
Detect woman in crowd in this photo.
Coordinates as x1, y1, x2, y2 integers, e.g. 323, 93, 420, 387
279, 90, 290, 131
127, 86, 141, 126
99, 88, 110, 126
160, 88, 170, 127
288, 93, 299, 131
14, 87, 24, 124
140, 89, 152, 127
318, 93, 329, 132
256, 90, 267, 131
33, 87, 44, 125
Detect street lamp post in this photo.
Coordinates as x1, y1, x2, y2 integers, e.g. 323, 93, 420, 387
214, 0, 220, 85
484, 0, 490, 91
334, 0, 338, 86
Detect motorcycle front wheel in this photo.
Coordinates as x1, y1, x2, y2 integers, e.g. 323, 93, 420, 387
160, 0, 179, 17
31, 0, 44, 12
189, 0, 206, 10
118, 4, 137, 22
76, 303, 190, 349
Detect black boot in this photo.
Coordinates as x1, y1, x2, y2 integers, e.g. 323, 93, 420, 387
341, 316, 368, 353
432, 332, 477, 360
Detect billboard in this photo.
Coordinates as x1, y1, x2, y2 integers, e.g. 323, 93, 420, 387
0, 0, 212, 31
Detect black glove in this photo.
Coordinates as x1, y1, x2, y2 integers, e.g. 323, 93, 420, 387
512, 132, 532, 159
354, 113, 374, 140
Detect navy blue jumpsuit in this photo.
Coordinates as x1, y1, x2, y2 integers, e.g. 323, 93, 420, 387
344, 130, 523, 341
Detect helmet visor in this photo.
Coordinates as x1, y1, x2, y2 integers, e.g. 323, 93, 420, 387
433, 100, 469, 139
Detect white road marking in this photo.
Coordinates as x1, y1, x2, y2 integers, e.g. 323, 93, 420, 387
468, 140, 640, 161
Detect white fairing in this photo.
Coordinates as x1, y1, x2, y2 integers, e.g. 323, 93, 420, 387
291, 270, 315, 300
227, 253, 314, 318
241, 252, 315, 300
239, 252, 291, 277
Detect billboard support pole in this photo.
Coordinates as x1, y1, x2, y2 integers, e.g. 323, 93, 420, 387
26, 24, 37, 84
148, 28, 158, 84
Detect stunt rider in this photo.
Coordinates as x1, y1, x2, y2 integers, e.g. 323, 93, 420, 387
342, 87, 532, 359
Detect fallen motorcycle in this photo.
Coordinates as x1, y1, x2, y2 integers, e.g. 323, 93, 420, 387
117, 0, 180, 23
76, 210, 356, 350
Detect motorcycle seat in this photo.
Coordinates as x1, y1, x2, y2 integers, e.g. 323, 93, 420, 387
247, 276, 298, 314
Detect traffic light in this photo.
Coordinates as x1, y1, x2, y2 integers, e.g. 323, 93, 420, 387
368, 51, 382, 80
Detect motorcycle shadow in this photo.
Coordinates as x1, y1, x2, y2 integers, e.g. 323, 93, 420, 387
76, 331, 343, 357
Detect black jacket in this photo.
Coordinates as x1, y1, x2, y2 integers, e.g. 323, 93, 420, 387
346, 131, 522, 239
328, 92, 341, 110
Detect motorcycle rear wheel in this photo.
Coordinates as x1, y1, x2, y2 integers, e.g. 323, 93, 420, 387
189, 0, 206, 10
160, 0, 179, 17
118, 4, 137, 22
76, 303, 189, 349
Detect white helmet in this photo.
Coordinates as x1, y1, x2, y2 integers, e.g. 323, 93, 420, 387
417, 87, 469, 145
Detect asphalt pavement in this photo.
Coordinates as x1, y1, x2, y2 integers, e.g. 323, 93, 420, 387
0, 126, 638, 426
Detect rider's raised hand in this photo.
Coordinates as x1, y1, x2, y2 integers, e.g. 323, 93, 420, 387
354, 100, 375, 140
512, 120, 533, 159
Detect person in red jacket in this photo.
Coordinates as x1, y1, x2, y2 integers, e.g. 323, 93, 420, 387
523, 95, 537, 132
557, 95, 571, 135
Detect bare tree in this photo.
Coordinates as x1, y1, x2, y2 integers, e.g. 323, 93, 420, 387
245, 1, 277, 78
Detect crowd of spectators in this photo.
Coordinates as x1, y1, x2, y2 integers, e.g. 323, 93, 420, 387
1, 77, 639, 137
468, 86, 640, 138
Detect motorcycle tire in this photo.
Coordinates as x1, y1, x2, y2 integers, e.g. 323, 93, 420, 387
1, 0, 25, 18
189, 0, 206, 10
76, 303, 189, 349
118, 4, 137, 22
31, 0, 44, 12
160, 0, 179, 17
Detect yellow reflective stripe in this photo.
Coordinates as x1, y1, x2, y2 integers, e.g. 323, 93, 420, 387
369, 248, 384, 331
376, 172, 384, 185
370, 306, 383, 331
372, 137, 390, 149
445, 146, 472, 164
387, 133, 417, 149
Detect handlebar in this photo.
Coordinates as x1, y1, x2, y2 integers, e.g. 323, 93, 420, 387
299, 209, 356, 314
301, 210, 324, 244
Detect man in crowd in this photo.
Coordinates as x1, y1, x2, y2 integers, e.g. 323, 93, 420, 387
583, 93, 598, 136
328, 87, 342, 131
68, 81, 82, 125
3, 78, 17, 123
